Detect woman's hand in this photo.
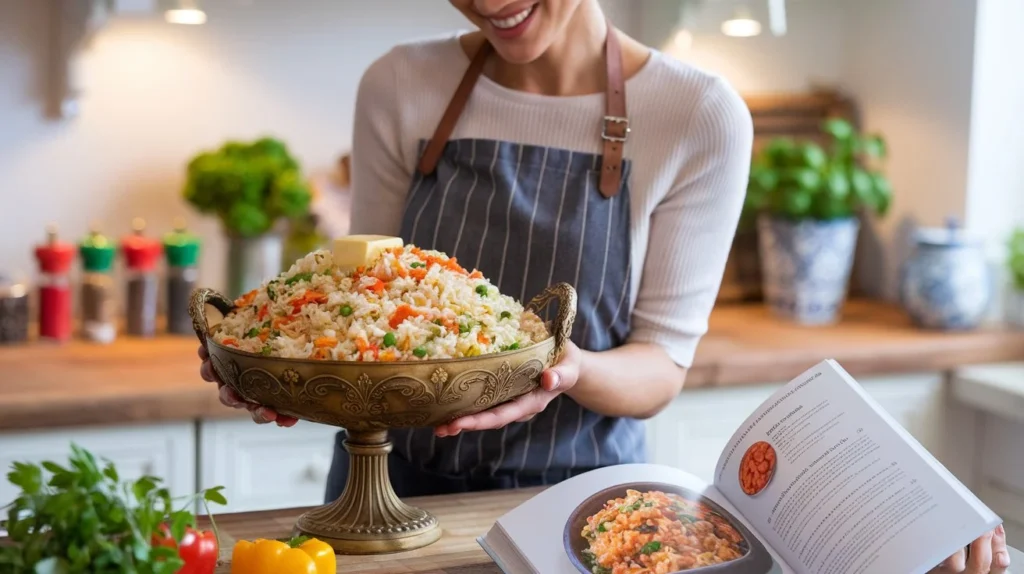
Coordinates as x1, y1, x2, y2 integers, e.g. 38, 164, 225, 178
930, 526, 1010, 574
433, 340, 584, 437
198, 345, 298, 427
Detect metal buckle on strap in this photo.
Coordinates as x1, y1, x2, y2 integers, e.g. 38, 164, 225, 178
601, 116, 630, 143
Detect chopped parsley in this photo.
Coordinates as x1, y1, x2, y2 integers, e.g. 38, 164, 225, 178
409, 262, 424, 269
266, 280, 278, 301
244, 327, 260, 339
259, 345, 273, 356
639, 541, 661, 555
500, 311, 512, 320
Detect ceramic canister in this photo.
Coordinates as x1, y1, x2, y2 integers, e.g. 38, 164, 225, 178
899, 218, 992, 330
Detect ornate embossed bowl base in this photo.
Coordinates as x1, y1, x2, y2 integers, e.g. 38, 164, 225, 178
292, 430, 442, 554
189, 282, 577, 555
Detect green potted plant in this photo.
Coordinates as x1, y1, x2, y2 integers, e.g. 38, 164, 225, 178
183, 137, 312, 298
1007, 227, 1024, 327
745, 118, 892, 324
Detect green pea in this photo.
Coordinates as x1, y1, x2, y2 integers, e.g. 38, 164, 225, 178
475, 284, 489, 296
507, 342, 520, 351
340, 305, 353, 317
244, 327, 260, 339
500, 311, 512, 320
383, 332, 396, 347
413, 346, 427, 358
260, 345, 273, 356
458, 323, 470, 334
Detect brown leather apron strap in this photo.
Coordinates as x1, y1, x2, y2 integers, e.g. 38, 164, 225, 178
417, 41, 493, 176
599, 20, 628, 199
418, 20, 628, 199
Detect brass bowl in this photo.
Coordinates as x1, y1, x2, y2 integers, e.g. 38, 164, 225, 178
188, 282, 577, 555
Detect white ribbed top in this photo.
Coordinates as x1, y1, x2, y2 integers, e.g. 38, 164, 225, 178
348, 34, 754, 368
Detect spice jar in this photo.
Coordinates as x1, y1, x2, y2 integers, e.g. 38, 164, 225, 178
0, 274, 29, 345
33, 225, 75, 342
121, 218, 163, 338
78, 225, 118, 344
163, 218, 201, 335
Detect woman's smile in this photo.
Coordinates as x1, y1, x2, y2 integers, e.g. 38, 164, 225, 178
483, 2, 539, 39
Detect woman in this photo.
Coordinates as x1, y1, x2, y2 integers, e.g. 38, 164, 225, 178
198, 0, 1009, 570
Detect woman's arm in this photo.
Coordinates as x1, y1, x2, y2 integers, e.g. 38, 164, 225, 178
568, 75, 753, 420
437, 75, 753, 435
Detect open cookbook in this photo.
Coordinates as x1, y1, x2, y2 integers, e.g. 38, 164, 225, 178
478, 359, 1001, 574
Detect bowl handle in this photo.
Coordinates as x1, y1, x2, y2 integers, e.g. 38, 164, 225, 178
188, 287, 236, 350
526, 283, 578, 364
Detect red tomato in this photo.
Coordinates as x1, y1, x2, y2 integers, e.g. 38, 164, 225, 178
154, 525, 219, 574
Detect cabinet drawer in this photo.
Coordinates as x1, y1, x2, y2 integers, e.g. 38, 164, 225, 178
0, 423, 197, 521
199, 419, 338, 514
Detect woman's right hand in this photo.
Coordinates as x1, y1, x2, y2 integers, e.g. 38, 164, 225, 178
198, 345, 298, 427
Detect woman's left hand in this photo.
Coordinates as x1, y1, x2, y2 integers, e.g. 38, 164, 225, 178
929, 526, 1011, 574
433, 340, 583, 437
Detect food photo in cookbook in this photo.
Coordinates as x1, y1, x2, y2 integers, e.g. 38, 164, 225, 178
563, 482, 776, 574
739, 442, 777, 496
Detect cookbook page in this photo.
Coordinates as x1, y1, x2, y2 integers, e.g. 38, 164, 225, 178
482, 463, 793, 574
713, 359, 1000, 574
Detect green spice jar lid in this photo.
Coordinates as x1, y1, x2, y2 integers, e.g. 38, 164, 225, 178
163, 217, 201, 268
78, 224, 117, 273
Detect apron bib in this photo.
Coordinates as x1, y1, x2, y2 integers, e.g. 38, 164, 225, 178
326, 22, 645, 499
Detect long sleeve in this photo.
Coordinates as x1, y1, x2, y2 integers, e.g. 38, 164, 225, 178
626, 77, 754, 368
347, 49, 413, 236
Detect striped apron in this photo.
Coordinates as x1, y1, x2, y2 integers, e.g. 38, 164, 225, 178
326, 24, 645, 500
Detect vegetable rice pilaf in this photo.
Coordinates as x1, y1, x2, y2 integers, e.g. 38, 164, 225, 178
211, 246, 549, 361
580, 489, 747, 574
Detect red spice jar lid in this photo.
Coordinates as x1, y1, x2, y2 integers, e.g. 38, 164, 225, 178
121, 218, 164, 272
34, 225, 76, 274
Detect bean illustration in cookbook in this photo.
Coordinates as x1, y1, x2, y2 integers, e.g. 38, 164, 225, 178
478, 359, 1001, 574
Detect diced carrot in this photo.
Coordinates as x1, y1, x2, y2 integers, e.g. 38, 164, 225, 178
355, 337, 369, 353
379, 349, 398, 362
469, 270, 483, 279
367, 278, 386, 295
410, 268, 428, 281
477, 332, 490, 345
389, 305, 421, 329
257, 329, 270, 342
314, 336, 338, 348
272, 315, 297, 329
221, 338, 238, 347
257, 304, 270, 320
310, 348, 331, 360
234, 290, 258, 307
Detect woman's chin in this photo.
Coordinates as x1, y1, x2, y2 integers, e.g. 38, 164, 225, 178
490, 40, 548, 66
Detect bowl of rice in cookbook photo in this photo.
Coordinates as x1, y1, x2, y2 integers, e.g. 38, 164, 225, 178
188, 235, 577, 555
563, 482, 775, 574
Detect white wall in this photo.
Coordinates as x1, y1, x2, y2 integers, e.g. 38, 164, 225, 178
0, 0, 637, 296
964, 0, 1024, 317
638, 0, 847, 94
839, 0, 978, 299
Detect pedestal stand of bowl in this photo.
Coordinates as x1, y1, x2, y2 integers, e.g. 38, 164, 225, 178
189, 283, 577, 555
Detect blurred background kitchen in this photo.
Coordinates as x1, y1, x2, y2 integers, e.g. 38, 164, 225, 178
2, 0, 1023, 543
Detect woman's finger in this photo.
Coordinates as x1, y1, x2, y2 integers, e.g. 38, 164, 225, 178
993, 524, 1011, 571
543, 342, 582, 392
200, 360, 218, 383
218, 385, 247, 408
967, 530, 994, 574
198, 345, 209, 361
437, 389, 554, 436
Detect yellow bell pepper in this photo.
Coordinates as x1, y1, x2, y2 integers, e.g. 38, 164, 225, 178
231, 537, 336, 574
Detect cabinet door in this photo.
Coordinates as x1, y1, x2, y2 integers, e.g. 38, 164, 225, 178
0, 423, 197, 525
858, 373, 944, 456
198, 419, 339, 514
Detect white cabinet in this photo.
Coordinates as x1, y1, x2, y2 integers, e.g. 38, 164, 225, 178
198, 419, 339, 514
0, 422, 196, 511
645, 372, 945, 484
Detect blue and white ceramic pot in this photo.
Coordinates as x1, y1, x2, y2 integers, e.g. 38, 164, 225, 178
899, 219, 992, 330
757, 215, 859, 325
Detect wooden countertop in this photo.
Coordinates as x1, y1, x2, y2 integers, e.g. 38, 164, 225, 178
3, 299, 1024, 432
205, 487, 544, 573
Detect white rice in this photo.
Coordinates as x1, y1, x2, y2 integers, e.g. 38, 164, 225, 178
211, 246, 549, 362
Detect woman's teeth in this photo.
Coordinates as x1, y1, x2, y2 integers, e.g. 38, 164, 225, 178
489, 5, 534, 29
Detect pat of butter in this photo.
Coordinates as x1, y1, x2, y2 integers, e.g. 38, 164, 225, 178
333, 235, 404, 271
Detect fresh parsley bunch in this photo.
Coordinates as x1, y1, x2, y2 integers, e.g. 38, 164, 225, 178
0, 444, 227, 574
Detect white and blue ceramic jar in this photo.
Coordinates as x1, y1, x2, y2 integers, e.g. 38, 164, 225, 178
899, 218, 992, 330
757, 215, 860, 325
